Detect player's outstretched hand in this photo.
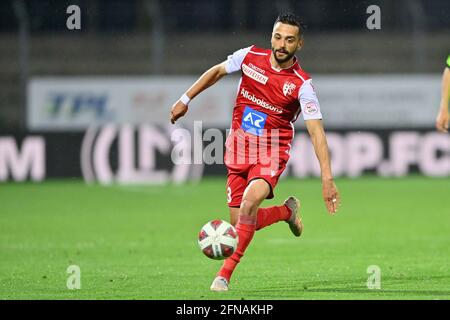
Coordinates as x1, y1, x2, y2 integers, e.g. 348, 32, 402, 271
170, 100, 188, 124
436, 108, 449, 133
322, 179, 340, 215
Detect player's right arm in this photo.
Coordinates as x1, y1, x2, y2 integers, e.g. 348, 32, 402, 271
170, 63, 228, 124
170, 46, 252, 124
435, 55, 450, 133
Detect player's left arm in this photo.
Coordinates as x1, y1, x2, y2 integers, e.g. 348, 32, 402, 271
436, 58, 450, 133
305, 119, 340, 215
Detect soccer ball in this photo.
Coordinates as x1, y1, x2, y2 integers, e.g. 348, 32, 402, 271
198, 220, 239, 260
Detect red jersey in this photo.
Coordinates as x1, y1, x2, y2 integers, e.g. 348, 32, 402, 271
223, 45, 322, 164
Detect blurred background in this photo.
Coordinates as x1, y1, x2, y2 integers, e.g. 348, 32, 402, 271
0, 0, 449, 183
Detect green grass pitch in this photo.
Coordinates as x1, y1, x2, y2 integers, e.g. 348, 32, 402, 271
1, 176, 450, 300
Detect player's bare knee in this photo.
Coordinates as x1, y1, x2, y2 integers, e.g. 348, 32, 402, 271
240, 198, 259, 215
229, 208, 239, 226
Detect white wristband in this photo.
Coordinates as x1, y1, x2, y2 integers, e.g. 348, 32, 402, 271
180, 93, 191, 106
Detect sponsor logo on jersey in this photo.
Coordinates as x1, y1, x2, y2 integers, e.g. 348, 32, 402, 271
248, 63, 266, 74
304, 101, 319, 115
240, 88, 283, 113
241, 106, 268, 136
242, 64, 268, 85
283, 81, 296, 96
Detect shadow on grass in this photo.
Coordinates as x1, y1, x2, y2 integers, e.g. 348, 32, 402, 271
241, 275, 450, 298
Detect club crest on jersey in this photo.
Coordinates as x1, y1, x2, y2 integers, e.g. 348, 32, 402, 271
283, 81, 296, 96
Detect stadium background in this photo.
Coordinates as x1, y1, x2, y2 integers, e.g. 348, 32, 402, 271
1, 0, 450, 300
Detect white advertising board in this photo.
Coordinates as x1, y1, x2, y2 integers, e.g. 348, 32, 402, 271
28, 75, 441, 130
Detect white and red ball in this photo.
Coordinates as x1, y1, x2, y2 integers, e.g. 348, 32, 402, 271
198, 220, 239, 260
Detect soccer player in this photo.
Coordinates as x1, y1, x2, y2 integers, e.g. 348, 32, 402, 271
170, 13, 340, 291
435, 55, 450, 133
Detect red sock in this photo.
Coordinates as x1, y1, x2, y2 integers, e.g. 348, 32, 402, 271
217, 215, 256, 282
256, 205, 291, 230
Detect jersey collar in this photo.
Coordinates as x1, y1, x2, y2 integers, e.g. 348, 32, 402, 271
269, 55, 299, 72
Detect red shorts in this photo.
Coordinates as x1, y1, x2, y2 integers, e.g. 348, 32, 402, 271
225, 156, 288, 208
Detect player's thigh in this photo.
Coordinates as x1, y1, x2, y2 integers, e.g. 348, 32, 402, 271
230, 179, 270, 222
241, 178, 271, 210
247, 157, 288, 199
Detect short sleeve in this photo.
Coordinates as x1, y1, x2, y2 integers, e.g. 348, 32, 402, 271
224, 46, 252, 74
298, 79, 323, 121
446, 55, 450, 68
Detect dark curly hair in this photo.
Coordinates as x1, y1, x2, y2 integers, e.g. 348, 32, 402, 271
274, 13, 306, 38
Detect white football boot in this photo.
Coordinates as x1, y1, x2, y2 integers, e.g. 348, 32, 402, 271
284, 196, 303, 237
210, 276, 229, 291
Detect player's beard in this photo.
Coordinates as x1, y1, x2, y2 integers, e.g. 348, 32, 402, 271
272, 48, 296, 64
